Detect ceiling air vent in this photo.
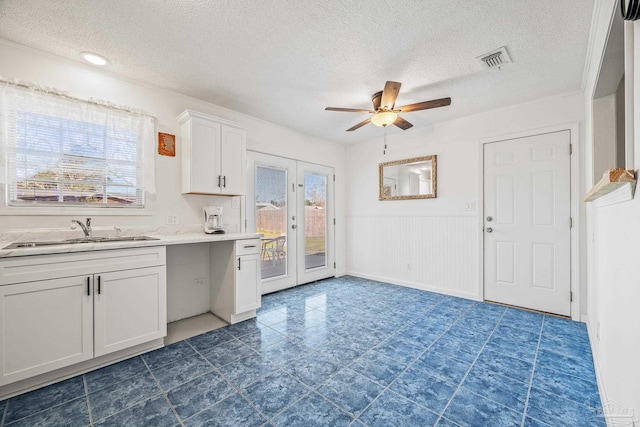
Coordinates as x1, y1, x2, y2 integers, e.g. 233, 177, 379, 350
477, 46, 512, 69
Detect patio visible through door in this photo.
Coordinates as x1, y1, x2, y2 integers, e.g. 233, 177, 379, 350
247, 152, 335, 294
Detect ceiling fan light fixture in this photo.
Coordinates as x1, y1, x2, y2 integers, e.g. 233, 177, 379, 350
371, 111, 397, 127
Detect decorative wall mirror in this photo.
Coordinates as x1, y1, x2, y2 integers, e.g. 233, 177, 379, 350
379, 155, 437, 200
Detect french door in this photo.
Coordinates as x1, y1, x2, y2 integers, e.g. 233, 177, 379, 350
246, 152, 335, 294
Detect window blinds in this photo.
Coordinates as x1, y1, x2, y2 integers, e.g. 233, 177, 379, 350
0, 79, 156, 207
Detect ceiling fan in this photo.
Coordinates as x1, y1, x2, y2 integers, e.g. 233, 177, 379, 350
325, 81, 451, 131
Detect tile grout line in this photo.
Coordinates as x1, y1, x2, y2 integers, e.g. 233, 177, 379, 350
83, 358, 166, 425
83, 375, 94, 427
520, 315, 545, 427
433, 305, 509, 425
0, 394, 89, 426
245, 334, 358, 424
139, 354, 185, 427
350, 300, 480, 424
182, 338, 275, 425
0, 398, 7, 427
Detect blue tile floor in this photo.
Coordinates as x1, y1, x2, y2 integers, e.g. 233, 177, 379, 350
0, 276, 604, 426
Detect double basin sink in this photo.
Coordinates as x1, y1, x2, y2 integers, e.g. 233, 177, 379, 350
4, 236, 160, 249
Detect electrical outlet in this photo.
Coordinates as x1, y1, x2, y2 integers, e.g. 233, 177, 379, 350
166, 214, 179, 225
231, 197, 240, 209
406, 262, 413, 271
464, 201, 476, 212
193, 278, 206, 287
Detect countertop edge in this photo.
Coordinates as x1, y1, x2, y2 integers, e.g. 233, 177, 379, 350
0, 233, 263, 258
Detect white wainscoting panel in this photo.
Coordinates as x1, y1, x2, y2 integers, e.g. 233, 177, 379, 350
346, 216, 479, 299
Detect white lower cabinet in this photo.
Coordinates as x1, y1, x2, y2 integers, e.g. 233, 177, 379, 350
0, 247, 167, 386
235, 253, 260, 314
0, 276, 93, 385
94, 267, 167, 357
210, 239, 261, 324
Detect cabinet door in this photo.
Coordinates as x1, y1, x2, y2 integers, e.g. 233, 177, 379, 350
220, 125, 246, 195
235, 254, 261, 313
94, 267, 167, 357
0, 276, 93, 385
190, 118, 222, 193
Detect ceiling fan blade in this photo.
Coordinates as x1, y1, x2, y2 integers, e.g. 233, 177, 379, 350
325, 107, 375, 113
393, 116, 413, 130
347, 118, 372, 131
380, 81, 402, 109
397, 97, 451, 113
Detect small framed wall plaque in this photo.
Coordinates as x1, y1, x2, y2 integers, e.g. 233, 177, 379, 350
158, 132, 176, 156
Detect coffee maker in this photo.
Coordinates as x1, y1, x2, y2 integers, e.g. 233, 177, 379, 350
203, 206, 225, 234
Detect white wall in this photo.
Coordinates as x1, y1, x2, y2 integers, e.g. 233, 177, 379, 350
592, 94, 618, 179
583, 0, 640, 418
0, 40, 346, 321
345, 91, 585, 304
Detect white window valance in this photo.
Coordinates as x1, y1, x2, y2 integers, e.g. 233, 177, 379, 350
0, 77, 156, 208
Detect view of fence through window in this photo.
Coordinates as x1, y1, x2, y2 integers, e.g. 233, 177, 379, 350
11, 112, 140, 206
256, 166, 288, 280
304, 172, 327, 270
255, 166, 327, 280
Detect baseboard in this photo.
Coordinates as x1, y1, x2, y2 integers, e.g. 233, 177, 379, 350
0, 338, 164, 400
346, 271, 480, 301
584, 315, 609, 423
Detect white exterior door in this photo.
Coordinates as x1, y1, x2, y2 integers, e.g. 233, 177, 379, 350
247, 152, 298, 294
248, 152, 335, 293
296, 161, 335, 285
483, 130, 571, 316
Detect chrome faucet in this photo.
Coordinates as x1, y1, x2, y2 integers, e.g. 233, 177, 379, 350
71, 218, 92, 238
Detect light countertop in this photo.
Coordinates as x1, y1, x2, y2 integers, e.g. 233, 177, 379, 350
0, 228, 262, 258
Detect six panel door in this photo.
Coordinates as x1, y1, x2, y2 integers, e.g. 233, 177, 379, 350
483, 130, 571, 316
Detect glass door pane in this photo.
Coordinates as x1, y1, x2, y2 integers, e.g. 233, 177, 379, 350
297, 161, 335, 285
304, 172, 327, 270
256, 165, 288, 280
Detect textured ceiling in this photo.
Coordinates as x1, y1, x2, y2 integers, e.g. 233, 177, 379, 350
0, 0, 595, 144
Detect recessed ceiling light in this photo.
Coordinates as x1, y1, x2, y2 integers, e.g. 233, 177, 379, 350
80, 52, 109, 66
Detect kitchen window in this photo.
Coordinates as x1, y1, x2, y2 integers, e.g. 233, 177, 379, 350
0, 79, 156, 209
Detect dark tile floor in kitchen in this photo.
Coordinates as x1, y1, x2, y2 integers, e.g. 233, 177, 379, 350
0, 276, 604, 426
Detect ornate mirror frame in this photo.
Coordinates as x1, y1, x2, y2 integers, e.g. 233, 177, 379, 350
379, 155, 437, 200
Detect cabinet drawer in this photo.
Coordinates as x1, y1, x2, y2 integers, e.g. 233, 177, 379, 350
235, 239, 260, 256
0, 246, 166, 285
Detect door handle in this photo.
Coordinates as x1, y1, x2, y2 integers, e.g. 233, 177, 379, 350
486, 227, 493, 233
237, 257, 241, 270
97, 276, 101, 294
218, 176, 221, 187
223, 176, 226, 188
87, 277, 91, 296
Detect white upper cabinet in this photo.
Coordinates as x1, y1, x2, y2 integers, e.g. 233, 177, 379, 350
178, 110, 247, 196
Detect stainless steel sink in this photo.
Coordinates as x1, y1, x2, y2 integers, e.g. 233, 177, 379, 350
3, 236, 160, 249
